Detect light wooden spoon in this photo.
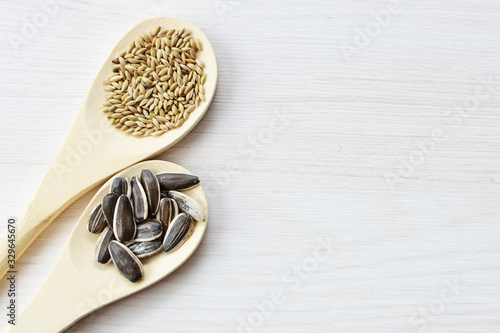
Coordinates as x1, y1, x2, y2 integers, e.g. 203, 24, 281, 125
0, 17, 217, 278
5, 160, 208, 333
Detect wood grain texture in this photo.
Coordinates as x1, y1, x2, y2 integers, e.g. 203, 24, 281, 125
0, 0, 499, 332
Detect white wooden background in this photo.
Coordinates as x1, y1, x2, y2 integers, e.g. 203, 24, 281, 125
1, 0, 499, 332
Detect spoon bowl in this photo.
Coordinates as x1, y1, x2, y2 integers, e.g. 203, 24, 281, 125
6, 160, 208, 333
0, 17, 217, 278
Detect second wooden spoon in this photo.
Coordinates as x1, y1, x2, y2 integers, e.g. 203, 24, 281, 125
5, 160, 208, 332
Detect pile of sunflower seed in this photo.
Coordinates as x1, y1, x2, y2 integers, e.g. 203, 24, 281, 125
101, 26, 207, 137
88, 169, 205, 282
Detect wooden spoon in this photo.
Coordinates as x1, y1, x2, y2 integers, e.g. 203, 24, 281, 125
5, 160, 208, 332
0, 17, 217, 278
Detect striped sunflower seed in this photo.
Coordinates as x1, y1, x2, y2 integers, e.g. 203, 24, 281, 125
94, 226, 115, 264
88, 203, 106, 234
168, 190, 205, 222
109, 240, 144, 283
156, 198, 178, 233
110, 177, 131, 197
131, 177, 148, 222
162, 213, 193, 253
102, 193, 119, 230
113, 195, 136, 242
132, 219, 163, 242
127, 239, 162, 258
156, 172, 200, 191
140, 169, 160, 215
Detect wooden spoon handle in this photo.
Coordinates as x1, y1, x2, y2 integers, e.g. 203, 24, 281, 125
4, 250, 93, 333
0, 121, 137, 278
0, 169, 74, 278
